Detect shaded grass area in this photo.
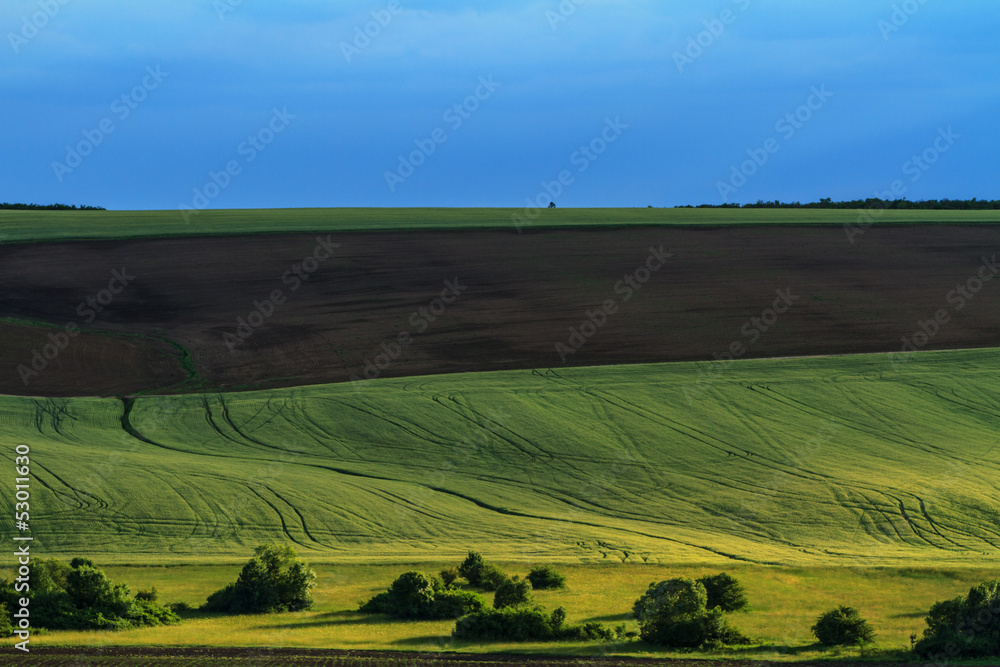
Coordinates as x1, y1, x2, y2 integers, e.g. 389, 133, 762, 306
2, 562, 997, 661
2, 207, 1000, 243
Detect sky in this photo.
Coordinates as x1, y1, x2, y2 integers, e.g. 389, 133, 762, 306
1, 0, 998, 210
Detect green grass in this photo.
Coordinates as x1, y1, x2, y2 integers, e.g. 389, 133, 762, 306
1, 348, 999, 566
2, 207, 1000, 243
2, 562, 997, 659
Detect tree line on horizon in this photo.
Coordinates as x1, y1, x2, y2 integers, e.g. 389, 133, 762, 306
0, 202, 105, 211
675, 197, 1000, 210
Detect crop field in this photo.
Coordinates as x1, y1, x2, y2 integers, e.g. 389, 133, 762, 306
1, 348, 998, 566
3, 207, 1000, 244
2, 212, 999, 664
2, 223, 1000, 396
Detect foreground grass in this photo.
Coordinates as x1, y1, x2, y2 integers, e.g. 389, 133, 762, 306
2, 348, 1000, 565
3, 562, 997, 660
2, 207, 1000, 243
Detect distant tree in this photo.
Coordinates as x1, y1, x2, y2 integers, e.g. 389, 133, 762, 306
0, 559, 177, 631
526, 566, 567, 590
458, 551, 486, 586
493, 577, 533, 609
915, 580, 1000, 659
633, 578, 749, 648
477, 564, 510, 592
548, 202, 556, 208
440, 568, 459, 588
359, 571, 484, 620
202, 544, 316, 614
697, 573, 749, 612
811, 606, 876, 646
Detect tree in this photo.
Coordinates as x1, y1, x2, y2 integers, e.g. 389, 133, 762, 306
811, 606, 876, 646
697, 573, 749, 612
477, 564, 510, 592
527, 566, 567, 590
202, 544, 316, 614
458, 551, 486, 586
916, 580, 1000, 659
493, 577, 533, 609
633, 578, 748, 648
0, 559, 177, 631
440, 568, 459, 587
359, 571, 484, 620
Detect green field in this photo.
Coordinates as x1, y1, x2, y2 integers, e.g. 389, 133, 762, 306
3, 348, 999, 567
1, 562, 996, 659
2, 207, 1000, 243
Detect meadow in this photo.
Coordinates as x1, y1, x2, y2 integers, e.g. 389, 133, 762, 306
2, 348, 998, 566
2, 207, 1000, 243
3, 561, 998, 661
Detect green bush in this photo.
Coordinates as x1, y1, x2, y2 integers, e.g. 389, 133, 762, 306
454, 605, 617, 642
811, 606, 876, 646
527, 566, 567, 590
359, 571, 485, 620
202, 544, 316, 614
440, 568, 459, 588
0, 603, 12, 637
915, 580, 1000, 659
454, 606, 559, 641
455, 551, 509, 591
458, 551, 486, 586
135, 587, 158, 603
633, 578, 749, 648
697, 573, 749, 612
493, 577, 533, 609
0, 560, 178, 632
477, 564, 510, 592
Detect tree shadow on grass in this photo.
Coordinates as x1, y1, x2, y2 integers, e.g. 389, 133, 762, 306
585, 612, 633, 622
890, 610, 926, 619
255, 610, 401, 630
723, 642, 827, 657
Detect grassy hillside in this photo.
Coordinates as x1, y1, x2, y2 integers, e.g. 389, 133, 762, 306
2, 349, 999, 566
2, 207, 1000, 243
7, 562, 997, 656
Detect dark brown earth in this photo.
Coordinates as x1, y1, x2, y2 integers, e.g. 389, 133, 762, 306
2, 225, 999, 397
16, 647, 948, 666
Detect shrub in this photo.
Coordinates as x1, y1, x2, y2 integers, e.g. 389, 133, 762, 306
697, 573, 749, 612
915, 580, 1000, 659
494, 577, 533, 609
477, 564, 510, 592
633, 578, 749, 648
135, 587, 158, 603
563, 621, 617, 641
202, 544, 316, 614
811, 606, 876, 646
359, 571, 485, 620
0, 603, 12, 637
527, 566, 567, 590
454, 606, 559, 641
167, 602, 193, 614
454, 605, 617, 642
0, 560, 178, 632
440, 568, 459, 588
458, 551, 486, 586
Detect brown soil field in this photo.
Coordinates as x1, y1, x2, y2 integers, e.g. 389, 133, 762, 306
1, 225, 998, 397
15, 647, 938, 666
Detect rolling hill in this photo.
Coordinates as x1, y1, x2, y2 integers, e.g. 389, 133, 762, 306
3, 348, 998, 567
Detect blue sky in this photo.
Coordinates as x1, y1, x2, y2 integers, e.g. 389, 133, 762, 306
2, 0, 998, 210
